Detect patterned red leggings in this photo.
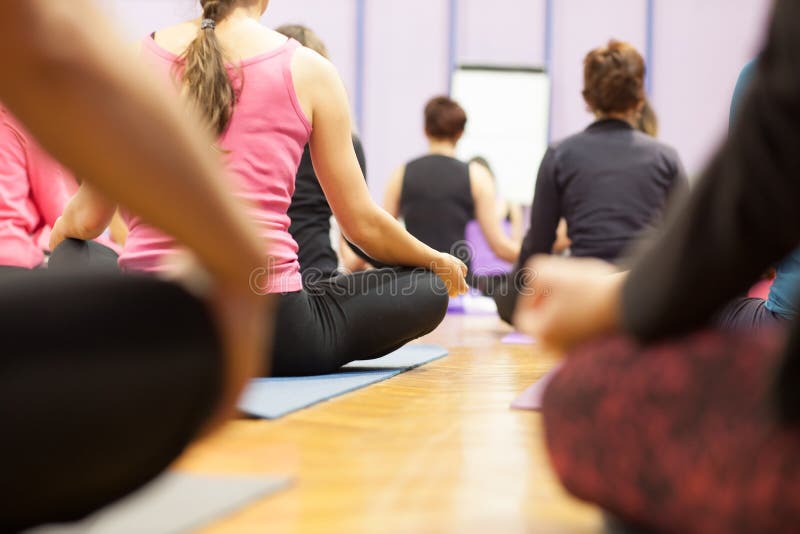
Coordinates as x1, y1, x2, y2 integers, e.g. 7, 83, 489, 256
542, 329, 800, 534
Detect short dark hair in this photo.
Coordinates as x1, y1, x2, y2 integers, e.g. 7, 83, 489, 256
582, 40, 645, 114
424, 96, 467, 140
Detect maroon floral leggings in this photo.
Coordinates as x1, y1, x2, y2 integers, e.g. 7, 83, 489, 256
542, 329, 800, 533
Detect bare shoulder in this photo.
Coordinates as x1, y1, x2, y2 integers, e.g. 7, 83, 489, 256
390, 165, 406, 182
469, 161, 494, 188
291, 45, 340, 88
290, 46, 346, 121
151, 21, 198, 54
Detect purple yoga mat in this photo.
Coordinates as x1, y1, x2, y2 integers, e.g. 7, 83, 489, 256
501, 332, 536, 345
510, 363, 564, 411
446, 294, 498, 315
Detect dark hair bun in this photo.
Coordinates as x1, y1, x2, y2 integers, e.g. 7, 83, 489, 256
582, 40, 646, 114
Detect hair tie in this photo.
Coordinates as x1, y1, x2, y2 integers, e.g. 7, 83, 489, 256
200, 18, 216, 30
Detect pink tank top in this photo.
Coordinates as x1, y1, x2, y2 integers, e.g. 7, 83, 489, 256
1, 107, 79, 268
120, 37, 311, 294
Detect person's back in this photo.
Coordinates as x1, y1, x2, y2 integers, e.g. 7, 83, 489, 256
496, 39, 686, 324
400, 154, 475, 265
517, 40, 686, 269
52, 2, 466, 381
385, 96, 518, 271
552, 119, 683, 261
121, 24, 309, 293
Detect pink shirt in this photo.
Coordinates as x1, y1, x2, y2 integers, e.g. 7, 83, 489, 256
120, 37, 311, 294
0, 108, 78, 268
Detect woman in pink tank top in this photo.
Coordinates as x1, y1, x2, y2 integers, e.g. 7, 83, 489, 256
0, 107, 121, 269
51, 0, 467, 376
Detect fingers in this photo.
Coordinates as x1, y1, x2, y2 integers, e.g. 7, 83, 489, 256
455, 258, 469, 296
452, 273, 468, 297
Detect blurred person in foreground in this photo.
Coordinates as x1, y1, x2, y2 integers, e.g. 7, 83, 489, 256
516, 1, 800, 531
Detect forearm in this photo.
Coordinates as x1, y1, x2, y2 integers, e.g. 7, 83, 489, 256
489, 234, 521, 263
345, 207, 441, 269
0, 1, 263, 290
480, 213, 521, 263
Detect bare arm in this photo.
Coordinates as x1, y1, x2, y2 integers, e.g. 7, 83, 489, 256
296, 50, 467, 295
383, 166, 405, 218
470, 162, 521, 263
507, 201, 525, 243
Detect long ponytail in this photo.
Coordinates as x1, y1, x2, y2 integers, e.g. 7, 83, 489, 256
179, 0, 238, 135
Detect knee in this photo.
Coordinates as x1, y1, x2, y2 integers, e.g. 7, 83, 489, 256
413, 270, 449, 327
48, 238, 90, 271
49, 239, 118, 272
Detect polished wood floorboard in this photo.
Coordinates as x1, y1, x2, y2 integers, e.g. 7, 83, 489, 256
177, 313, 602, 533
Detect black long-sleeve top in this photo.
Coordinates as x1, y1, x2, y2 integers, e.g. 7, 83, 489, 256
620, 0, 800, 418
517, 119, 687, 269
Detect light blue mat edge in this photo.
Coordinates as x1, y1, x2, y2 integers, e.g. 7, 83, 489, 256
26, 472, 292, 534
240, 344, 448, 419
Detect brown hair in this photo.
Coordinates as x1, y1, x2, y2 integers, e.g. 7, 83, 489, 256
276, 24, 329, 59
637, 99, 659, 137
178, 0, 239, 135
424, 96, 467, 140
582, 40, 645, 114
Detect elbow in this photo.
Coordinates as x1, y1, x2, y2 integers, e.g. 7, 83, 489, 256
71, 209, 110, 240
341, 210, 387, 257
342, 223, 376, 252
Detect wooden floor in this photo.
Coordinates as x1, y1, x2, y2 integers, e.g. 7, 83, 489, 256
177, 313, 602, 533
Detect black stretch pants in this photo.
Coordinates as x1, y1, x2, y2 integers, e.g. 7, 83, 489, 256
50, 240, 449, 377
0, 269, 221, 532
272, 268, 449, 375
714, 296, 789, 331
48, 238, 120, 271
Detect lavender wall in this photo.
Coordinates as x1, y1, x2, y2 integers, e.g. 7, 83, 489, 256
549, 0, 647, 141
651, 0, 770, 177
99, 0, 773, 200
98, 0, 358, 114
456, 0, 547, 67
261, 0, 358, 113
361, 0, 451, 203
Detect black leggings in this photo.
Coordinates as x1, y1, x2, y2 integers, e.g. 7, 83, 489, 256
0, 268, 221, 532
50, 239, 450, 376
273, 268, 448, 375
714, 296, 789, 331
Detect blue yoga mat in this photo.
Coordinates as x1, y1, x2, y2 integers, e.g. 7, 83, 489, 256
239, 344, 449, 419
